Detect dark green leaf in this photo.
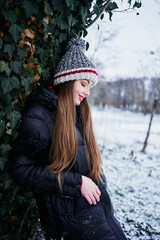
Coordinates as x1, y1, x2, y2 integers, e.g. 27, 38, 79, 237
10, 76, 19, 89
93, 4, 100, 16
9, 24, 24, 43
0, 61, 8, 72
10, 61, 21, 74
6, 111, 21, 128
0, 121, 5, 138
59, 33, 67, 43
111, 2, 119, 10
66, 0, 75, 10
17, 47, 29, 60
0, 112, 4, 120
86, 42, 89, 51
21, 76, 32, 91
68, 15, 77, 27
1, 77, 13, 94
0, 61, 11, 77
133, 1, 142, 8
51, 0, 65, 11
36, 47, 49, 62
3, 178, 12, 190
96, 0, 103, 6
42, 68, 50, 80
0, 157, 8, 171
83, 28, 88, 38
0, 0, 5, 8
0, 39, 3, 49
0, 144, 11, 156
22, 0, 39, 18
57, 15, 68, 30
5, 67, 11, 78
44, 0, 53, 15
1, 10, 18, 23
100, 13, 104, 20
109, 12, 113, 21
80, 6, 88, 19
4, 43, 15, 58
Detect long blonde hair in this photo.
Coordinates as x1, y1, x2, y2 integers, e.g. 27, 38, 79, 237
47, 80, 103, 186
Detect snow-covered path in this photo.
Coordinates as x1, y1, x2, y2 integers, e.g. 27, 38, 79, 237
92, 107, 160, 240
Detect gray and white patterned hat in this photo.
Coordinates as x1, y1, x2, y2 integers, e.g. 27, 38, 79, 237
53, 36, 98, 87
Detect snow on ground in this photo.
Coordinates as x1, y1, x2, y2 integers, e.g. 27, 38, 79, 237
91, 106, 160, 240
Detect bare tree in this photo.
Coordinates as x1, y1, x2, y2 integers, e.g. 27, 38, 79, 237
141, 78, 160, 152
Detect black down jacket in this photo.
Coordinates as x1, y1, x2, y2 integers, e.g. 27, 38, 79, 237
10, 86, 127, 240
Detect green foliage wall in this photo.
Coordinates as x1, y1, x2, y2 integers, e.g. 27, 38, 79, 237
0, 0, 140, 239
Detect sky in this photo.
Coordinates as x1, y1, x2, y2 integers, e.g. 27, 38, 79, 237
85, 0, 160, 82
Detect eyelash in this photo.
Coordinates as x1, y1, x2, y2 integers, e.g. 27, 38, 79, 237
81, 83, 86, 87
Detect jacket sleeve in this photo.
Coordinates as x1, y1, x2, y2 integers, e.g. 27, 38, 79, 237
9, 106, 82, 198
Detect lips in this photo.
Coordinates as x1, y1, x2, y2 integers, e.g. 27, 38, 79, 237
79, 95, 84, 101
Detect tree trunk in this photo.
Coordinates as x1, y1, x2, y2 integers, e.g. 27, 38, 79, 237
141, 97, 160, 152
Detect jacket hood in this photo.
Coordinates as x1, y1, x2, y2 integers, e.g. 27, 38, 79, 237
28, 85, 58, 110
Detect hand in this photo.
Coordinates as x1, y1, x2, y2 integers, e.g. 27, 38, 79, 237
80, 176, 101, 205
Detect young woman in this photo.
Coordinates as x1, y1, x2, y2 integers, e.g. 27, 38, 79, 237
10, 36, 127, 240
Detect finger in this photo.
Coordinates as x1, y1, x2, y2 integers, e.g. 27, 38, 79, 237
93, 192, 100, 202
85, 196, 93, 205
95, 187, 101, 196
89, 195, 97, 205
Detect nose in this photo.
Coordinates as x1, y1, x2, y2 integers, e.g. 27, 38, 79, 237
84, 87, 90, 96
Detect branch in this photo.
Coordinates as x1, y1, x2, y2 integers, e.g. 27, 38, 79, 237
86, 0, 107, 19
85, 0, 111, 29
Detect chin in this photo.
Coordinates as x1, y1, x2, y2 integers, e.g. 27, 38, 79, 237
75, 103, 80, 106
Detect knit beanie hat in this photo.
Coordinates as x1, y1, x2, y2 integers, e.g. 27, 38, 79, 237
53, 36, 98, 87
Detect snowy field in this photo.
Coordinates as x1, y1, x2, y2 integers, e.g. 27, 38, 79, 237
91, 107, 160, 240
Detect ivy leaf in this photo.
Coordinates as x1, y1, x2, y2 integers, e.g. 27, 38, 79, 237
10, 76, 19, 89
51, 0, 65, 12
36, 47, 49, 62
9, 24, 24, 43
0, 61, 11, 77
1, 77, 13, 94
59, 33, 67, 43
1, 76, 19, 94
10, 61, 21, 74
22, 0, 39, 18
66, 0, 75, 10
0, 39, 3, 49
42, 68, 50, 80
44, 0, 53, 15
0, 121, 5, 138
3, 177, 13, 191
110, 2, 119, 10
6, 111, 21, 128
68, 15, 77, 27
93, 4, 100, 16
57, 15, 68, 30
100, 13, 104, 20
0, 144, 12, 156
0, 61, 8, 72
2, 10, 18, 23
17, 47, 29, 60
4, 43, 15, 58
21, 76, 32, 91
0, 157, 8, 171
133, 1, 142, 8
109, 12, 113, 21
86, 42, 89, 51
